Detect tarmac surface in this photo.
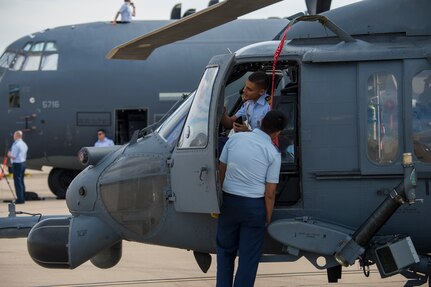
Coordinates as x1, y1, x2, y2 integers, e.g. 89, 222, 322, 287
0, 168, 409, 287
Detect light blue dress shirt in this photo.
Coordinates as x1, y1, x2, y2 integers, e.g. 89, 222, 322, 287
234, 94, 270, 130
119, 3, 133, 22
11, 139, 28, 163
94, 137, 114, 147
219, 129, 281, 198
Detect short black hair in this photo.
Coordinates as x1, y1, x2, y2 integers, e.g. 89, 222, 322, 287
261, 110, 287, 134
248, 71, 269, 90
97, 129, 106, 135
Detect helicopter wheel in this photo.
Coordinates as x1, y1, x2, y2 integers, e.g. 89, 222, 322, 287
48, 168, 80, 199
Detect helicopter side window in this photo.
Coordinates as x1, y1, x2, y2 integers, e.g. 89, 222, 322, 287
412, 70, 431, 163
178, 67, 219, 148
366, 71, 399, 164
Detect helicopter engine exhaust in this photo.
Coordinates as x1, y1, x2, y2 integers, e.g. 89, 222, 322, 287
27, 215, 121, 269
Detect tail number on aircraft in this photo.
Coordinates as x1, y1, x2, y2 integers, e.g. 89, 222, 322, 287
42, 100, 60, 109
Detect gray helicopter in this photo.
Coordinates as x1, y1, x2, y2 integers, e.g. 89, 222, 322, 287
6, 0, 431, 286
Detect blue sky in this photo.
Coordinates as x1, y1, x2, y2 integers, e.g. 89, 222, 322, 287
0, 0, 361, 53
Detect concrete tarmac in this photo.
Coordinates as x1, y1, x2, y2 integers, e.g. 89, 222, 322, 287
0, 169, 408, 287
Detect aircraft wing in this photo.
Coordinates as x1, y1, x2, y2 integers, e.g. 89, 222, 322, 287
107, 0, 283, 60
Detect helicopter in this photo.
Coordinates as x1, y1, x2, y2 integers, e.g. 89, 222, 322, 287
0, 1, 290, 199
4, 0, 431, 286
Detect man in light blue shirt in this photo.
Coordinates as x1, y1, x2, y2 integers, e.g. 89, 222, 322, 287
112, 0, 136, 24
7, 130, 28, 204
94, 129, 115, 147
217, 110, 287, 287
221, 71, 270, 132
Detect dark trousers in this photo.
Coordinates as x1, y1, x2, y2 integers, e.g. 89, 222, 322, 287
216, 192, 266, 287
12, 162, 26, 203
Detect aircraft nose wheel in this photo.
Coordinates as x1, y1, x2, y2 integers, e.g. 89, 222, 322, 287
48, 168, 80, 199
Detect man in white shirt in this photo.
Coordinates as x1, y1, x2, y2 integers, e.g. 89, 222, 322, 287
112, 0, 136, 24
217, 110, 287, 287
94, 129, 115, 147
7, 130, 28, 204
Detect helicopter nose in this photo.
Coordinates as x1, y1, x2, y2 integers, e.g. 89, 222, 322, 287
27, 215, 121, 269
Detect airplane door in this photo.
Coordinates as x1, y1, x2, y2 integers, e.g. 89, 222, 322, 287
170, 54, 235, 213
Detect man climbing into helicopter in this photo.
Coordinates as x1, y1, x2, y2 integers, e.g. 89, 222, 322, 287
217, 110, 287, 287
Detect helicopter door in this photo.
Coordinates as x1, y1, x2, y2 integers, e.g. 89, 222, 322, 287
171, 54, 235, 213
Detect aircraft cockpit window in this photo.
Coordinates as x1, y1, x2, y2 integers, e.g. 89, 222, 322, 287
412, 70, 431, 163
22, 55, 41, 71
44, 42, 57, 52
31, 42, 45, 52
16, 41, 59, 71
10, 54, 25, 71
22, 42, 32, 51
366, 71, 399, 164
0, 52, 16, 68
41, 54, 58, 71
178, 67, 219, 149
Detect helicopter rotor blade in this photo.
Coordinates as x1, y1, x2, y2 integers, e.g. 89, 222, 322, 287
107, 0, 283, 60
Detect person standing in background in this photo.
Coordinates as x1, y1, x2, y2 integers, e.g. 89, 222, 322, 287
7, 130, 28, 204
112, 0, 136, 24
94, 129, 115, 147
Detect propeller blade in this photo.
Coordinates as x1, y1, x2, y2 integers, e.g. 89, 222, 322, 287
170, 3, 181, 20
208, 0, 219, 7
305, 0, 332, 15
107, 0, 283, 60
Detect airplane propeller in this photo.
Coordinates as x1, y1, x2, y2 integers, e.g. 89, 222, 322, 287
107, 0, 283, 60
305, 0, 332, 15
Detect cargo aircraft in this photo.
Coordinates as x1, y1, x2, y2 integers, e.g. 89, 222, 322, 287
0, 1, 289, 198
2, 0, 430, 286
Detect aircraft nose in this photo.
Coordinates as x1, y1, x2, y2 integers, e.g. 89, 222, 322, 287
97, 154, 169, 237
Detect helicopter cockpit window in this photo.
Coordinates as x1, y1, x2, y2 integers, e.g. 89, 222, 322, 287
178, 67, 219, 149
157, 93, 194, 148
412, 70, 431, 163
367, 71, 399, 164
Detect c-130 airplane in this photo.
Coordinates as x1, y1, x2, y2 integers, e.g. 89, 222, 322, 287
0, 0, 290, 199
2, 0, 431, 286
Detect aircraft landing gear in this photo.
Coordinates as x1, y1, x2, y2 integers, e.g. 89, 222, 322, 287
48, 168, 80, 199
327, 265, 342, 283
